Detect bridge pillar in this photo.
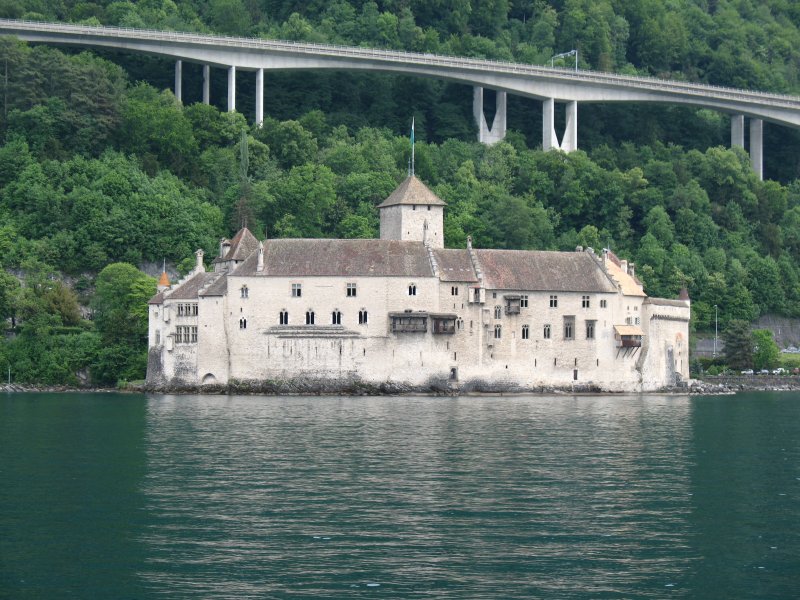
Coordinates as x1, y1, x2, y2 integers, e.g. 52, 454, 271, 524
202, 65, 210, 105
542, 98, 577, 152
731, 114, 744, 148
562, 101, 577, 152
542, 98, 559, 151
750, 118, 763, 180
255, 68, 264, 126
227, 66, 236, 112
174, 60, 182, 103
473, 87, 507, 145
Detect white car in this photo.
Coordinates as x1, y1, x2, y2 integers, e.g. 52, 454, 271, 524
741, 369, 754, 375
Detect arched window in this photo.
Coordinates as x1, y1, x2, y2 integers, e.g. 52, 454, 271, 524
240, 285, 248, 299
408, 283, 417, 296
543, 324, 551, 339
358, 309, 368, 325
279, 310, 289, 325
494, 305, 501, 319
239, 318, 247, 329
494, 324, 502, 339
522, 325, 529, 339
331, 310, 342, 325
305, 311, 315, 325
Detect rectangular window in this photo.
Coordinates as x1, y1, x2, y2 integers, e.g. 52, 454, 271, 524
183, 327, 191, 343
346, 283, 357, 297
543, 324, 551, 339
582, 295, 590, 308
563, 316, 575, 340
586, 320, 595, 339
520, 295, 528, 308
292, 283, 302, 297
191, 326, 198, 343
635, 316, 640, 325
155, 330, 161, 345
549, 295, 558, 308
191, 304, 198, 316
177, 304, 185, 317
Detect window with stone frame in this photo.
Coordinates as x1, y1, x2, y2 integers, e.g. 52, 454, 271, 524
346, 283, 357, 297
408, 283, 417, 296
331, 310, 342, 325
494, 305, 502, 319
190, 326, 198, 343
451, 286, 459, 296
239, 318, 247, 329
563, 316, 575, 340
582, 295, 590, 308
241, 286, 249, 299
520, 295, 528, 308
549, 295, 558, 308
586, 320, 595, 339
494, 324, 502, 339
600, 299, 607, 308
306, 311, 315, 325
279, 310, 289, 325
543, 324, 551, 339
292, 283, 302, 297
358, 309, 368, 325
522, 324, 529, 339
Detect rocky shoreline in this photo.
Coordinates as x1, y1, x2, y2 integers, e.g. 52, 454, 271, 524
3, 376, 800, 396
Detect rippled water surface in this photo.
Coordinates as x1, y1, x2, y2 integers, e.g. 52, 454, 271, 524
1, 392, 799, 598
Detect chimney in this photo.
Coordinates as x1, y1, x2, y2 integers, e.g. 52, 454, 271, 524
257, 241, 264, 272
628, 262, 635, 278
620, 259, 628, 273
194, 249, 204, 273
219, 238, 230, 258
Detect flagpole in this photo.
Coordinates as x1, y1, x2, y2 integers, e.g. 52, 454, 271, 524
411, 117, 415, 176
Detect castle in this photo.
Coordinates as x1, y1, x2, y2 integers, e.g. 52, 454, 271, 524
147, 175, 690, 392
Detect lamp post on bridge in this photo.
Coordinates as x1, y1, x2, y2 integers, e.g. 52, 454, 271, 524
551, 49, 578, 71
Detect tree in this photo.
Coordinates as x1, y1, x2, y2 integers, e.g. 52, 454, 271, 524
723, 320, 753, 371
752, 329, 780, 371
93, 263, 155, 346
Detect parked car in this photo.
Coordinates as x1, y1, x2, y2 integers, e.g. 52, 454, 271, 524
759, 369, 770, 375
741, 369, 754, 375
772, 368, 787, 375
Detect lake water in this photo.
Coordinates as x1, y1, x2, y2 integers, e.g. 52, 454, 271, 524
1, 392, 799, 599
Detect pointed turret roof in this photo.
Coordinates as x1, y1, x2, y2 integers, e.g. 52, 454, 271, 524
377, 175, 446, 208
158, 271, 170, 287
212, 227, 260, 263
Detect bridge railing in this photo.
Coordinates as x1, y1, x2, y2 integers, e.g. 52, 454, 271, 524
2, 18, 800, 109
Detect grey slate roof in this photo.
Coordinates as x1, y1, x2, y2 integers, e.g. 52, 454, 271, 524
200, 273, 228, 297
163, 272, 216, 300
644, 297, 689, 307
212, 227, 260, 264
433, 249, 478, 282
234, 238, 435, 278
376, 175, 447, 208
475, 249, 617, 293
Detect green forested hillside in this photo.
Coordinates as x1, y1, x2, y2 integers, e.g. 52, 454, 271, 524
0, 1, 799, 384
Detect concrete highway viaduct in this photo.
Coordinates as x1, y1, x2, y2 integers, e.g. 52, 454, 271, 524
2, 19, 800, 179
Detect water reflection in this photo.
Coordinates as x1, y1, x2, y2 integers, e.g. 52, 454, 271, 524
139, 395, 696, 598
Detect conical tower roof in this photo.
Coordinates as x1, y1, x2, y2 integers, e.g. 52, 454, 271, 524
158, 271, 170, 287
377, 175, 447, 208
